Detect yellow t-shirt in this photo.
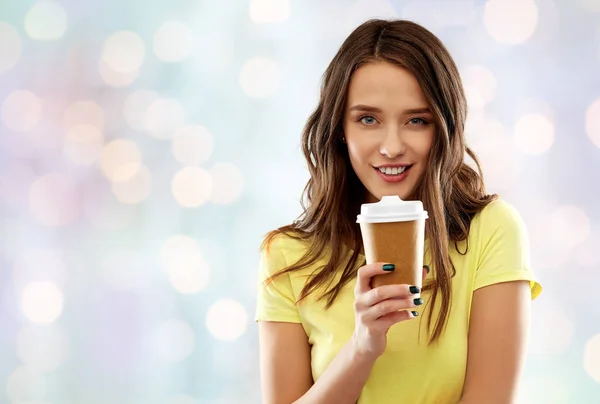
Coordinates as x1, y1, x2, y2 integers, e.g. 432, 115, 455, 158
255, 200, 542, 403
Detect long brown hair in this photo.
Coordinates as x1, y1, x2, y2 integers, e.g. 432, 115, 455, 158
262, 19, 496, 343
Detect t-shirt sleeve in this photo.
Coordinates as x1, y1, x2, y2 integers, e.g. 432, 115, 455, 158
255, 237, 302, 323
474, 200, 542, 300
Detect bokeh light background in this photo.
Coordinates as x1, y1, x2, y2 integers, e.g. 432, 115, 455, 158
0, 0, 599, 402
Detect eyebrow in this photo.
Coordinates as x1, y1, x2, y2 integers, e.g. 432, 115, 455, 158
348, 105, 432, 115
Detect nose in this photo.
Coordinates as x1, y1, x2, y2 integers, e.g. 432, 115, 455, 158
379, 126, 406, 158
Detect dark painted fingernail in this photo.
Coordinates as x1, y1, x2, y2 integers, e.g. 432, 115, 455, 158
382, 264, 395, 271
411, 311, 419, 317
409, 286, 420, 294
413, 298, 424, 306
424, 265, 430, 274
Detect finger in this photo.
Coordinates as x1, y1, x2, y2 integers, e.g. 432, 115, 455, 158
362, 296, 424, 322
360, 284, 420, 307
356, 262, 395, 294
376, 309, 417, 330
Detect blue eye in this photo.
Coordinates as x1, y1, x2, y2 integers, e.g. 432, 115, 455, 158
409, 117, 429, 126
359, 116, 377, 125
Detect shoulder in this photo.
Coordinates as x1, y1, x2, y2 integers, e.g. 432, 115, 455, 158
469, 199, 529, 252
260, 231, 314, 272
477, 199, 522, 222
472, 199, 527, 236
262, 231, 311, 257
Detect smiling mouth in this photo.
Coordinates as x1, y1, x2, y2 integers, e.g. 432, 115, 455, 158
375, 165, 413, 176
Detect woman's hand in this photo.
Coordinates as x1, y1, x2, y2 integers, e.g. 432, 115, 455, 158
351, 263, 429, 360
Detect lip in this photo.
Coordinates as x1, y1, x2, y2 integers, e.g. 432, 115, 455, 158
373, 165, 413, 183
374, 163, 413, 168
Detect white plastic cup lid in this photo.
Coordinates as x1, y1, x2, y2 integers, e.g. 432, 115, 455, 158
356, 195, 428, 223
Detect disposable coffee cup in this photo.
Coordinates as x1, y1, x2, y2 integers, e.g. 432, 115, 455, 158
356, 196, 428, 289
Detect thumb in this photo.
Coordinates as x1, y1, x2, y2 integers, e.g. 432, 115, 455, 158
422, 265, 431, 281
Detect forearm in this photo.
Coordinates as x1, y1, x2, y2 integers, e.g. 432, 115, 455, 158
294, 337, 376, 404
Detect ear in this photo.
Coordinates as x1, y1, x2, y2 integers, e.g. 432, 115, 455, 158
422, 265, 430, 281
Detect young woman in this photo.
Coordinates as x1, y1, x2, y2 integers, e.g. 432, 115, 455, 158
255, 19, 542, 404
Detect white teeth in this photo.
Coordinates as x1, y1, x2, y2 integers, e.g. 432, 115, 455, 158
378, 166, 407, 175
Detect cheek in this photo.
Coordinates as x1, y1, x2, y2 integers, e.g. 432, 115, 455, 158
346, 137, 374, 164
347, 143, 363, 164
416, 130, 435, 158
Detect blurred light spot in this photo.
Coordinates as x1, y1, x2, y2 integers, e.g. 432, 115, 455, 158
1, 90, 42, 132
548, 205, 590, 250
529, 303, 573, 356
161, 235, 210, 293
0, 162, 36, 208
169, 394, 198, 404
99, 139, 142, 182
172, 167, 212, 208
0, 22, 22, 74
12, 249, 68, 292
153, 21, 193, 62
172, 125, 214, 165
123, 90, 159, 131
101, 31, 145, 74
206, 299, 248, 341
209, 163, 244, 205
584, 333, 600, 383
111, 165, 152, 204
483, 0, 538, 45
21, 281, 64, 325
24, 1, 68, 41
462, 65, 497, 108
63, 124, 104, 165
585, 98, 600, 149
6, 366, 47, 402
514, 113, 554, 155
239, 57, 280, 98
250, 0, 290, 23
63, 100, 105, 130
402, 0, 477, 29
464, 87, 485, 110
145, 98, 186, 139
101, 250, 153, 292
153, 320, 195, 362
99, 60, 139, 87
83, 184, 135, 229
167, 260, 210, 294
29, 173, 80, 227
17, 325, 68, 373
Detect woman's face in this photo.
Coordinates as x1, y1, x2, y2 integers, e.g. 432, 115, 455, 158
343, 61, 436, 202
